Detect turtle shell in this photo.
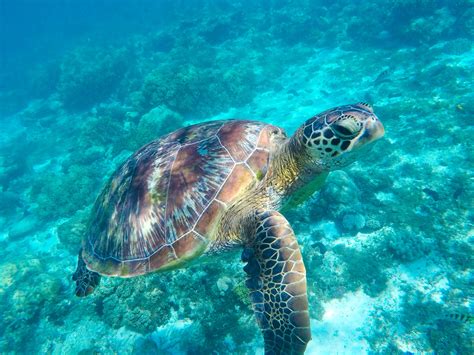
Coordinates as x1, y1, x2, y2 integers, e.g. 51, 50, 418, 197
82, 120, 281, 276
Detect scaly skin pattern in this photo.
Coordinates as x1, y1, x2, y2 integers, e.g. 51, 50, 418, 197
215, 125, 328, 248
242, 211, 311, 355
216, 103, 384, 248
210, 103, 383, 354
72, 249, 101, 296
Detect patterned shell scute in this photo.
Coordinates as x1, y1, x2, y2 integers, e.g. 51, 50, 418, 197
83, 120, 278, 276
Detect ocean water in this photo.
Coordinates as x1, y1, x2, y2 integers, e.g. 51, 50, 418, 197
0, 0, 473, 353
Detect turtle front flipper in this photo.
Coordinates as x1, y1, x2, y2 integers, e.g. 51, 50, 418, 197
72, 249, 101, 297
243, 211, 311, 354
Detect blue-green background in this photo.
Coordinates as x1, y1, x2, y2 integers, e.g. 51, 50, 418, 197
0, 0, 472, 353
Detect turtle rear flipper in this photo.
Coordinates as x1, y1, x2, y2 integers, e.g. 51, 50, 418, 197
73, 249, 101, 297
243, 211, 311, 354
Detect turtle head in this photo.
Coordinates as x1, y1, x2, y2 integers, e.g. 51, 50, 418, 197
298, 103, 384, 170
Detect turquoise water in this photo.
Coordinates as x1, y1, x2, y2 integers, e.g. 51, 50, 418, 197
1, 0, 473, 353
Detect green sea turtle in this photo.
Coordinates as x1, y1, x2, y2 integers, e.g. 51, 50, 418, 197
73, 103, 384, 354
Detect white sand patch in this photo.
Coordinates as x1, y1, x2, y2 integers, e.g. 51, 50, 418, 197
51, 320, 139, 354
307, 290, 373, 354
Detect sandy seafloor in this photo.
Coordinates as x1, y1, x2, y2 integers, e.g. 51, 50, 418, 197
0, 0, 473, 354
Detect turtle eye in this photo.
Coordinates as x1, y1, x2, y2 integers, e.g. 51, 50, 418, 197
271, 128, 287, 137
331, 115, 361, 139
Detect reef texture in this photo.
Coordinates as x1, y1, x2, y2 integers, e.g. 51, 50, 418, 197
0, 0, 472, 353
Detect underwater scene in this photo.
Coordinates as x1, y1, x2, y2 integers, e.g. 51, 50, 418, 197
0, 0, 473, 353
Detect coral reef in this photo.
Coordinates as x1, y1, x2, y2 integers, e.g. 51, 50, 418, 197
0, 257, 67, 351
0, 0, 472, 353
137, 63, 255, 117
29, 164, 101, 220
95, 277, 171, 334
57, 209, 89, 254
127, 105, 183, 149
57, 46, 131, 111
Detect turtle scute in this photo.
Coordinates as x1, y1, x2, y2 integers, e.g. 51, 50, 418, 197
82, 120, 280, 276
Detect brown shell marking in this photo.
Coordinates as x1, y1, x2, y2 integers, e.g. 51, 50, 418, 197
83, 120, 281, 276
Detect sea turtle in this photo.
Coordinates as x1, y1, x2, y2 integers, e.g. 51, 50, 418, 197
73, 103, 384, 354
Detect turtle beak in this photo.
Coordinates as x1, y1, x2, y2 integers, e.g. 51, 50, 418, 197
367, 118, 385, 141
355, 117, 385, 148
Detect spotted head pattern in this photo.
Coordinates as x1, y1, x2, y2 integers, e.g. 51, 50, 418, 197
299, 102, 384, 168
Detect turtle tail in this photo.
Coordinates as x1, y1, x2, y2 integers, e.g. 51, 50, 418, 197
72, 249, 101, 297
